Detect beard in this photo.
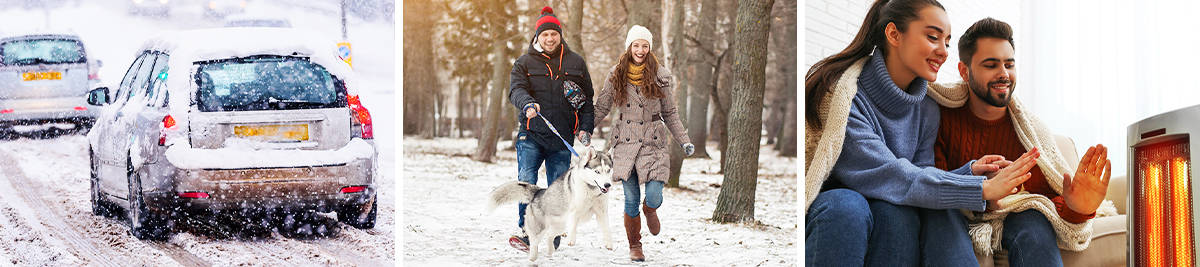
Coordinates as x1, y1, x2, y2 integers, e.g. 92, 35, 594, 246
967, 70, 1016, 108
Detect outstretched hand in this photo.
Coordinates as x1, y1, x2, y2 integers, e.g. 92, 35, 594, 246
1063, 144, 1112, 215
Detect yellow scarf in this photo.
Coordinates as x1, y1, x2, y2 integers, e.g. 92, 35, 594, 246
628, 63, 645, 86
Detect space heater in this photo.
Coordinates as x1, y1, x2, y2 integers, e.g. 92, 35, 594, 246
1129, 105, 1199, 266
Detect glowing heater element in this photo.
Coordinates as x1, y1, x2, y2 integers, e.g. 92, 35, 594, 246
1135, 139, 1195, 266
1173, 157, 1194, 266
1144, 162, 1165, 264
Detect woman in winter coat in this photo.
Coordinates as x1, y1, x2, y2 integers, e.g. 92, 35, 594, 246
594, 25, 694, 262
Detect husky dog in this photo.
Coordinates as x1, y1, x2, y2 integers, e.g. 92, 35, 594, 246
488, 146, 615, 261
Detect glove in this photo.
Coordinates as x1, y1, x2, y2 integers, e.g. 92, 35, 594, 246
578, 131, 591, 146
682, 143, 695, 156
523, 103, 540, 119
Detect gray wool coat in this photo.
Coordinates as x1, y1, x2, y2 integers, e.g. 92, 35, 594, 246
594, 65, 690, 184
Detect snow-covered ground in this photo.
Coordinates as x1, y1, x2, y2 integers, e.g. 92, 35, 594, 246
0, 0, 395, 265
403, 138, 798, 266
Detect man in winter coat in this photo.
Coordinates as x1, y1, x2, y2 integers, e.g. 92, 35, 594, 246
506, 6, 596, 252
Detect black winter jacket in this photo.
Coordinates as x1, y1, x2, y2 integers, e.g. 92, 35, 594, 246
508, 40, 595, 152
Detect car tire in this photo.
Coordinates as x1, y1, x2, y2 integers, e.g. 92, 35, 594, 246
89, 149, 114, 217
337, 194, 376, 229
127, 157, 172, 240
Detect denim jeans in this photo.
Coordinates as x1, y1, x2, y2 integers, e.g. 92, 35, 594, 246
805, 189, 872, 267
621, 170, 664, 217
1002, 210, 1063, 267
515, 133, 572, 228
866, 200, 978, 267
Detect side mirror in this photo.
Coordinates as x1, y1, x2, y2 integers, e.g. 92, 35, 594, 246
87, 87, 109, 106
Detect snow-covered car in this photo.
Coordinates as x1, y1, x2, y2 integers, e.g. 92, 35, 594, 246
85, 28, 377, 240
127, 0, 171, 16
205, 0, 247, 18
0, 33, 100, 132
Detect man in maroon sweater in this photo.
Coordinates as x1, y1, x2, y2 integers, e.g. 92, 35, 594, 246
933, 18, 1112, 266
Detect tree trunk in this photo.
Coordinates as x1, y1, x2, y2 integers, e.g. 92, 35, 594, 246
712, 0, 773, 224
685, 0, 717, 158
777, 0, 797, 157
667, 0, 688, 188
567, 0, 586, 62
403, 0, 438, 138
473, 39, 508, 163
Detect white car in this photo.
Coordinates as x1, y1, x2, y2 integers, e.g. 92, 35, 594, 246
86, 28, 377, 240
0, 33, 101, 134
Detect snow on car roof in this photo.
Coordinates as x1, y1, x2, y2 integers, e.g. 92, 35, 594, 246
140, 27, 349, 78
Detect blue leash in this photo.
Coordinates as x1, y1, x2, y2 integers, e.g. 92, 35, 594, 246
535, 111, 580, 157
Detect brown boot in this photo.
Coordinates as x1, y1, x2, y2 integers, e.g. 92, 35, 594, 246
643, 204, 660, 235
624, 214, 645, 262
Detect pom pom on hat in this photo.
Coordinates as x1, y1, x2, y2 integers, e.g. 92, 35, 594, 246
542, 6, 553, 14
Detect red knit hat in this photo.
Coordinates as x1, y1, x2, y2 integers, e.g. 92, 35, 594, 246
534, 6, 562, 37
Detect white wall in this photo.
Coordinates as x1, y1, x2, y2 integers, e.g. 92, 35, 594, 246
805, 0, 1021, 83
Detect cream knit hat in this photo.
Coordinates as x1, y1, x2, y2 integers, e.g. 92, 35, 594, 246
624, 25, 653, 50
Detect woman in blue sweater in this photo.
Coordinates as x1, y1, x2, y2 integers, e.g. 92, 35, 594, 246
804, 0, 1039, 266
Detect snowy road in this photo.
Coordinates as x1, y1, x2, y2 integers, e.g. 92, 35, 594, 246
403, 138, 798, 266
0, 0, 395, 266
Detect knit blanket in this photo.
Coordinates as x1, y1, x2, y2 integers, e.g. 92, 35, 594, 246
804, 57, 1118, 255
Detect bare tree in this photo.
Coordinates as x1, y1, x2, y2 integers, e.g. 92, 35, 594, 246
685, 0, 718, 158
403, 0, 440, 138
474, 39, 510, 162
666, 0, 689, 188
776, 0, 797, 157
461, 1, 518, 162
712, 0, 773, 224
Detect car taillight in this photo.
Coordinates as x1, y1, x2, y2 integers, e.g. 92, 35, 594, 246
74, 106, 87, 111
348, 95, 373, 139
0, 109, 12, 114
178, 191, 209, 198
340, 185, 367, 194
159, 115, 176, 146
1135, 138, 1194, 266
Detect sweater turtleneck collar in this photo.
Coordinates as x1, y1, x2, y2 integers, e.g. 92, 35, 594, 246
858, 48, 928, 115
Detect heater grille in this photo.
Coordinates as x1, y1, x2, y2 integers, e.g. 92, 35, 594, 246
1135, 138, 1194, 266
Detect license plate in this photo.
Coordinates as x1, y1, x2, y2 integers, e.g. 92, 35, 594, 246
22, 71, 61, 81
234, 124, 309, 141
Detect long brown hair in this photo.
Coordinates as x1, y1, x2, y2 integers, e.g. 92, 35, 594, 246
804, 0, 944, 127
608, 48, 665, 106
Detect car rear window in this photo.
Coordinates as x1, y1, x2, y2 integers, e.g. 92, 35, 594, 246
0, 38, 85, 66
195, 56, 345, 112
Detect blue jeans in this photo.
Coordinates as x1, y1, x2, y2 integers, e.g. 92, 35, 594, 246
622, 170, 664, 217
805, 189, 872, 267
516, 133, 572, 228
867, 200, 977, 267
1002, 210, 1063, 267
